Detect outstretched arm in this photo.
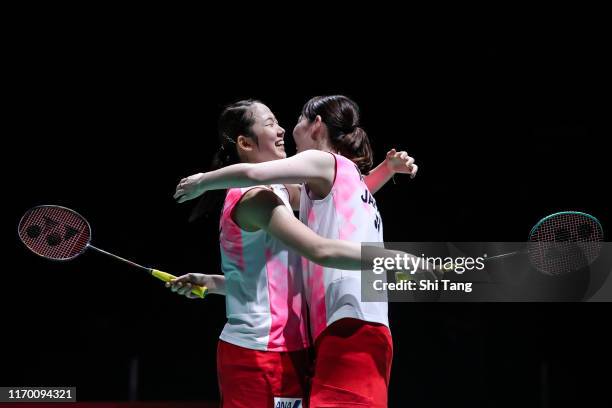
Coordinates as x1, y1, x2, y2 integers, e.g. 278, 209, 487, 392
174, 150, 335, 203
237, 188, 428, 272
365, 149, 418, 194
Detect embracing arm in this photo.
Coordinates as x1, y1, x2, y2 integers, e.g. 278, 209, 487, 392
236, 188, 428, 272
364, 149, 418, 194
235, 188, 362, 269
174, 150, 335, 203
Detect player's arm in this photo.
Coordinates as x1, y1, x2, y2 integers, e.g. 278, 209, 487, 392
174, 150, 335, 203
236, 188, 425, 271
365, 149, 418, 194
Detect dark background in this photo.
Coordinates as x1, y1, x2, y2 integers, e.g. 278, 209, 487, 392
4, 24, 611, 407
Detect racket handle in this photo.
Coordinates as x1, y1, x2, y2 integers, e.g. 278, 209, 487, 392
395, 271, 415, 282
150, 269, 208, 298
395, 264, 450, 282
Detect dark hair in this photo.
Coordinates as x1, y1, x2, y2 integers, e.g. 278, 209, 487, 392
189, 99, 261, 222
301, 95, 373, 174
211, 99, 261, 170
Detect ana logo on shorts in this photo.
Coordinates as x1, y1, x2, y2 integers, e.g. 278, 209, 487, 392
273, 397, 302, 408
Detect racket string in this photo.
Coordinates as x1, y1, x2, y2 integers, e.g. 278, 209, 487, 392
529, 213, 603, 275
19, 206, 90, 260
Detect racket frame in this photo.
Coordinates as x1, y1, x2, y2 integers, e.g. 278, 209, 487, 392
18, 204, 207, 297
18, 205, 92, 262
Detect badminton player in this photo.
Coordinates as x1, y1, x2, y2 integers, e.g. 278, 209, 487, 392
175, 96, 418, 407
171, 99, 416, 407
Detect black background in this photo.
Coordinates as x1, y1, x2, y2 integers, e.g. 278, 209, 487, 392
4, 21, 611, 407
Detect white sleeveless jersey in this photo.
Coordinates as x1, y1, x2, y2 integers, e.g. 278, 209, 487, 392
218, 185, 310, 352
299, 153, 389, 341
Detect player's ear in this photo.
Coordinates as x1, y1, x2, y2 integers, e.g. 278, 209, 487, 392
237, 135, 256, 153
311, 115, 323, 141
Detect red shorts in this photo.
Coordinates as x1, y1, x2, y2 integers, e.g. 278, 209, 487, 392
217, 340, 312, 408
309, 318, 393, 408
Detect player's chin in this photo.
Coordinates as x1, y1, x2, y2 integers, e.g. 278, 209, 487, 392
275, 148, 287, 159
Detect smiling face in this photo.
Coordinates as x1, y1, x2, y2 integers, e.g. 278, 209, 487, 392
238, 102, 286, 162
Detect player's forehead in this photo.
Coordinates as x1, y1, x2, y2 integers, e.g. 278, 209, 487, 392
251, 103, 275, 122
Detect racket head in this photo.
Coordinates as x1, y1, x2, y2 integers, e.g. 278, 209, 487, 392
18, 205, 92, 261
527, 211, 604, 275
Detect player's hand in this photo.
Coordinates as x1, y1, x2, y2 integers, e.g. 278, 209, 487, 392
165, 273, 209, 299
174, 173, 207, 203
385, 149, 418, 178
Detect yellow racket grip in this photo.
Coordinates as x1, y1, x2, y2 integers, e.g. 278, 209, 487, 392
151, 269, 208, 298
395, 271, 415, 282
440, 263, 455, 273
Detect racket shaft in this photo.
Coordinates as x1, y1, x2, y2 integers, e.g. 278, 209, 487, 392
88, 245, 150, 272
484, 251, 524, 261
88, 245, 207, 298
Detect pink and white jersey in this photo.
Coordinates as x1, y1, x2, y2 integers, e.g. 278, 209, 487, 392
218, 185, 310, 352
299, 153, 389, 341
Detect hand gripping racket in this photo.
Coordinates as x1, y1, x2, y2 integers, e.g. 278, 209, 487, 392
18, 205, 207, 298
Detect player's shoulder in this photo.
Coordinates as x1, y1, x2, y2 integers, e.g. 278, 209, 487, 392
295, 149, 336, 166
235, 187, 287, 230
239, 187, 284, 210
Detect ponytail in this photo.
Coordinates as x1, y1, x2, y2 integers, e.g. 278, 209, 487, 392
332, 126, 373, 174
301, 95, 374, 174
